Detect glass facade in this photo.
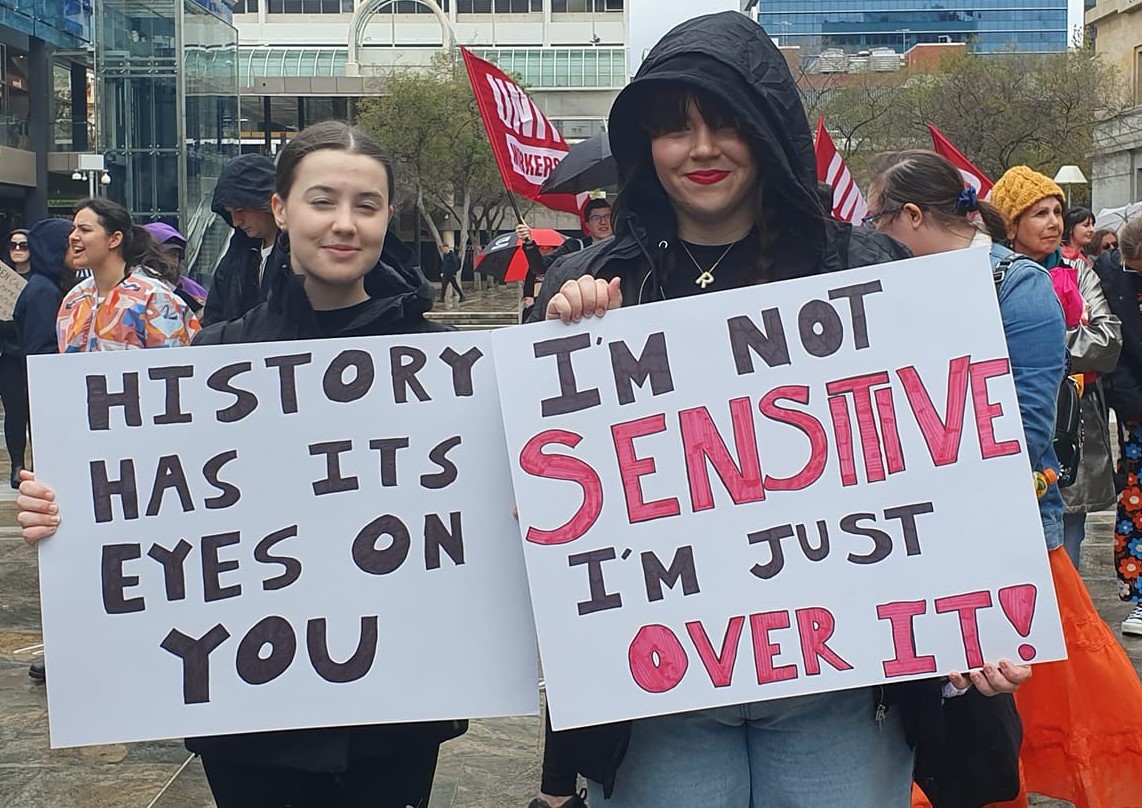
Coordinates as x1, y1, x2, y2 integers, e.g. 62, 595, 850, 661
457, 0, 541, 11
758, 0, 1068, 54
0, 0, 91, 48
473, 47, 627, 88
94, 0, 238, 281
552, 0, 623, 11
240, 47, 347, 82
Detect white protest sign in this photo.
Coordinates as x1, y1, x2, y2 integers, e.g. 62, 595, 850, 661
29, 332, 538, 748
0, 262, 27, 320
492, 247, 1065, 730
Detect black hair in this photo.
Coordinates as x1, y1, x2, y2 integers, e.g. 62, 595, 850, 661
73, 197, 179, 286
275, 120, 394, 202
614, 82, 776, 285
1088, 227, 1117, 258
582, 197, 612, 222
866, 149, 1009, 243
1062, 207, 1094, 246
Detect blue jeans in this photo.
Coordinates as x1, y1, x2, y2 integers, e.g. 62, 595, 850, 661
1063, 512, 1086, 569
586, 688, 913, 807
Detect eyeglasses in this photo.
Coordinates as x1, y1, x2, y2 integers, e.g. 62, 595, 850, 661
587, 214, 612, 224
8, 241, 27, 250
1104, 241, 1118, 250
860, 208, 903, 228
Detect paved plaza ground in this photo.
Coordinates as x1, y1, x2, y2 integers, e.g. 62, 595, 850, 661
0, 281, 1132, 806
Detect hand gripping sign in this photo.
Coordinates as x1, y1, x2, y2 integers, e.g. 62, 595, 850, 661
492, 247, 1065, 730
28, 331, 538, 748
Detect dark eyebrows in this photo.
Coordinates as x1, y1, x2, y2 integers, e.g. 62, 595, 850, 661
304, 184, 385, 201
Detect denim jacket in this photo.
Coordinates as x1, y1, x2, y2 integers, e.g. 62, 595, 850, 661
989, 241, 1067, 550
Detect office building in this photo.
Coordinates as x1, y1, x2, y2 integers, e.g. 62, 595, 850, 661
758, 0, 1069, 56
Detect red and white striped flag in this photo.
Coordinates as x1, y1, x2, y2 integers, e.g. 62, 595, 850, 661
814, 117, 868, 224
461, 47, 585, 215
928, 124, 993, 198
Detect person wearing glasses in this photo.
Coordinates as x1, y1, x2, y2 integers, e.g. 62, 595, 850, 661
7, 229, 30, 276
866, 145, 1142, 808
516, 199, 615, 321
0, 229, 32, 490
1090, 228, 1118, 260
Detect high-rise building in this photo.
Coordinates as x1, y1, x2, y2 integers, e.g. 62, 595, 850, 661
0, 0, 92, 231
758, 0, 1069, 55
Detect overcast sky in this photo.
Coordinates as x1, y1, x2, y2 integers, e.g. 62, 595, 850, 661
1069, 0, 1085, 45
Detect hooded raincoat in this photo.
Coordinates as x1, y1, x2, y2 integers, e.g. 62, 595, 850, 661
527, 12, 1020, 807
529, 17, 909, 323
204, 154, 284, 327
15, 219, 71, 356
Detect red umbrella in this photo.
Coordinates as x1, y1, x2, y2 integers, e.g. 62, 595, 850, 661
475, 229, 565, 282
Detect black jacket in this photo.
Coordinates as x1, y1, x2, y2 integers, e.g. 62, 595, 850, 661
1095, 249, 1142, 420
203, 154, 284, 327
440, 249, 460, 281
528, 13, 910, 323
526, 13, 1018, 808
188, 238, 464, 769
13, 219, 71, 357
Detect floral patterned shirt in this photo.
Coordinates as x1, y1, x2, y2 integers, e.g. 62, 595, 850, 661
57, 268, 200, 353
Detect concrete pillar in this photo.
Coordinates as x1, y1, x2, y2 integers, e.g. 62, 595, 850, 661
25, 38, 50, 224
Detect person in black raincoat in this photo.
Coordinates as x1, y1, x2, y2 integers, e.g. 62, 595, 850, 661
17, 122, 465, 808
527, 12, 1025, 808
204, 153, 285, 326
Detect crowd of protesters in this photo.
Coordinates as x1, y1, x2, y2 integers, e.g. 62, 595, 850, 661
8, 9, 1142, 808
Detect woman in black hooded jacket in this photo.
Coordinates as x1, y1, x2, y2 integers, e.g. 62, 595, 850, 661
17, 121, 464, 808
529, 12, 1026, 808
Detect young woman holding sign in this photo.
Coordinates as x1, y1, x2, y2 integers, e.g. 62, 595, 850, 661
528, 12, 1031, 808
866, 148, 1142, 808
18, 122, 463, 808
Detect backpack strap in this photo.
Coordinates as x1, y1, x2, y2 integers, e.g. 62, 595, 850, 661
992, 253, 1022, 288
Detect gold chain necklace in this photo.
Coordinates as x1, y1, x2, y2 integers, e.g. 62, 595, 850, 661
680, 238, 740, 289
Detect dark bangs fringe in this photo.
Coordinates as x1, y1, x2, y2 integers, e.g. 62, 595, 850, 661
640, 84, 746, 138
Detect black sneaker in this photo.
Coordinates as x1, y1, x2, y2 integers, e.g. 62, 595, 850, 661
28, 662, 45, 683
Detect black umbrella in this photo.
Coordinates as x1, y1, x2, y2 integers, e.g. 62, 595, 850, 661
540, 131, 616, 195
475, 229, 566, 282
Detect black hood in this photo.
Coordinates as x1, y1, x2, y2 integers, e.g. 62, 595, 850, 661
27, 218, 71, 285
607, 11, 827, 279
211, 154, 276, 227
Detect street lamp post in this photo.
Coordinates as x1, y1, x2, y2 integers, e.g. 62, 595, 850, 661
1054, 165, 1089, 207
72, 153, 110, 198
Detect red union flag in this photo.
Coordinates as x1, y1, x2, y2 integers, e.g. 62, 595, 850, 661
461, 47, 584, 215
814, 117, 868, 224
928, 124, 993, 198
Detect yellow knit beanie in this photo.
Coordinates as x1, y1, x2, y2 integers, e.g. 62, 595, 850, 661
989, 166, 1065, 224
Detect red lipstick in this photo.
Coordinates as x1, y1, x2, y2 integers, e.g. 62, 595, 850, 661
686, 170, 730, 185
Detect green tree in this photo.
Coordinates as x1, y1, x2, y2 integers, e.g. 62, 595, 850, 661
356, 52, 512, 268
803, 46, 1128, 200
